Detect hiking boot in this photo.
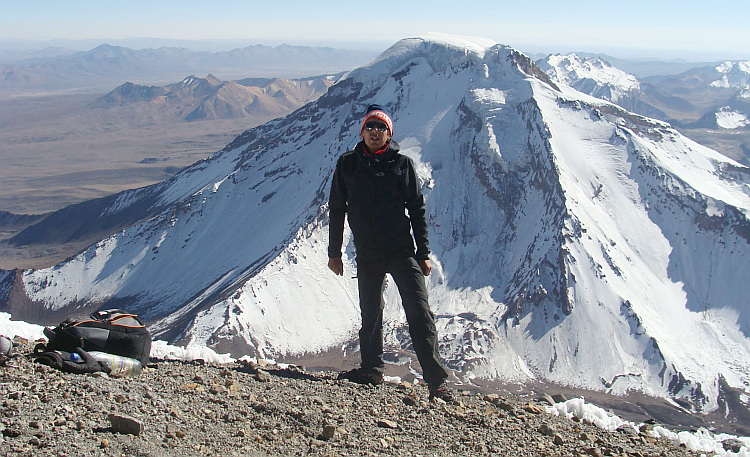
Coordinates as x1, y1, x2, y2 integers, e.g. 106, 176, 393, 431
337, 367, 383, 386
428, 381, 455, 403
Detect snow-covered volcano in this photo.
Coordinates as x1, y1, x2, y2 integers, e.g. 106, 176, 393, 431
537, 53, 640, 104
4, 33, 750, 416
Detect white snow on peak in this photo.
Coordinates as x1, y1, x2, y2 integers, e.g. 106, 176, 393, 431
541, 53, 640, 102
715, 106, 750, 129
378, 33, 497, 62
417, 32, 498, 55
710, 61, 750, 90
352, 33, 501, 84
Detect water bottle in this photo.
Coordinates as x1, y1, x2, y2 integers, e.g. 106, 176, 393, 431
0, 336, 12, 357
87, 351, 143, 377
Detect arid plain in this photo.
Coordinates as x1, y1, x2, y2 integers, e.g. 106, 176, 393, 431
0, 87, 313, 269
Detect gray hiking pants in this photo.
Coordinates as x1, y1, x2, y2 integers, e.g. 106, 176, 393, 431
356, 256, 449, 387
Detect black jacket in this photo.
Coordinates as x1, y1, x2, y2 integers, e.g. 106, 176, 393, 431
328, 140, 430, 262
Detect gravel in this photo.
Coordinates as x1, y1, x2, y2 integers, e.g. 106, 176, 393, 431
0, 340, 701, 456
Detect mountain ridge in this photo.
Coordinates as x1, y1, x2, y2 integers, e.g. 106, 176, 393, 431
0, 43, 375, 96
92, 74, 336, 122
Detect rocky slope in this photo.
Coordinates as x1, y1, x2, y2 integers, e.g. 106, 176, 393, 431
0, 339, 704, 457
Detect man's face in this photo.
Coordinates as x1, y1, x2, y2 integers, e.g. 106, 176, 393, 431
361, 120, 391, 151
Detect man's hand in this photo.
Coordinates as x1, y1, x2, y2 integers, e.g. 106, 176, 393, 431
419, 259, 432, 276
328, 257, 344, 276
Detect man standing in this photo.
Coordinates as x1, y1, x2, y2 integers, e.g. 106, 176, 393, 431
327, 104, 453, 402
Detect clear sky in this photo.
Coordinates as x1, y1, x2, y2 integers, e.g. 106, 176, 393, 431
1, 0, 748, 61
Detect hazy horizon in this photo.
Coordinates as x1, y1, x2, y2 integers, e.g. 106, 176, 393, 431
0, 35, 741, 65
2, 1, 749, 63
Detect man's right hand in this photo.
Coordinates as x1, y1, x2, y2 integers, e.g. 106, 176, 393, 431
328, 257, 344, 276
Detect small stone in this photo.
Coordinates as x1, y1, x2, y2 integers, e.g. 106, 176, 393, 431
538, 423, 556, 436
617, 424, 640, 436
209, 384, 227, 395
255, 370, 271, 382
100, 438, 110, 448
377, 419, 399, 429
553, 433, 565, 445
2, 428, 21, 438
108, 414, 142, 436
722, 438, 745, 453
523, 403, 545, 414
537, 393, 556, 406
402, 394, 418, 406
484, 393, 500, 403
321, 424, 336, 440
496, 401, 515, 412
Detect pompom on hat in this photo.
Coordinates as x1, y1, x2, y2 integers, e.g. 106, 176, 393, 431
360, 104, 393, 135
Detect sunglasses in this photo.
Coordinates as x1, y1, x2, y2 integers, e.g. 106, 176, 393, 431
364, 121, 389, 132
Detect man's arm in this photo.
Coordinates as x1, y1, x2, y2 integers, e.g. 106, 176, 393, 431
328, 158, 348, 273
404, 158, 430, 261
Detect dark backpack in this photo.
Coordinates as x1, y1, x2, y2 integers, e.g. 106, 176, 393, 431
39, 309, 151, 365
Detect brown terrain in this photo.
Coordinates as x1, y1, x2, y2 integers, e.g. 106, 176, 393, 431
0, 75, 333, 269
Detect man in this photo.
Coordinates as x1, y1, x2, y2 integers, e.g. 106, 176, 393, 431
327, 104, 453, 402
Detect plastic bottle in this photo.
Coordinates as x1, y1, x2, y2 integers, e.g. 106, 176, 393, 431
0, 336, 12, 357
87, 351, 143, 377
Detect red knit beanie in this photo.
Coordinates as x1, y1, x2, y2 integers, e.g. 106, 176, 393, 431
360, 104, 393, 136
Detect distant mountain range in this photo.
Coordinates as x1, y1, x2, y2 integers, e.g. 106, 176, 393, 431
0, 43, 375, 96
538, 53, 750, 164
539, 54, 750, 125
92, 74, 337, 122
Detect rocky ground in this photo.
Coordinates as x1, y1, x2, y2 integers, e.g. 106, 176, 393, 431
0, 339, 711, 457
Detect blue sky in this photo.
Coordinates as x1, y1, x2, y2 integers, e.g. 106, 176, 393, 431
2, 0, 748, 60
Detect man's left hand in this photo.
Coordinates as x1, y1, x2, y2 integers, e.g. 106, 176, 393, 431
419, 259, 432, 276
